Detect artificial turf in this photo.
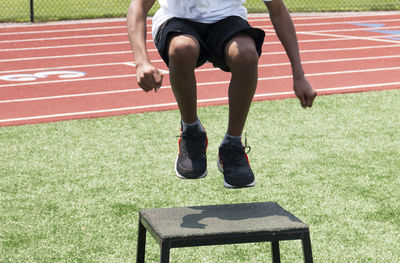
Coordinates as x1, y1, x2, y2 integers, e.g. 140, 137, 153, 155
1, 89, 399, 262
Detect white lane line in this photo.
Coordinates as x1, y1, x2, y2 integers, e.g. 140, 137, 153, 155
0, 61, 130, 74
2, 42, 400, 63
2, 21, 399, 44
2, 66, 400, 103
0, 41, 130, 52
1, 81, 399, 124
124, 62, 169, 73
2, 24, 399, 44
191, 66, 400, 87
250, 17, 400, 25
0, 34, 394, 52
2, 51, 399, 75
0, 103, 178, 123
0, 37, 338, 52
1, 56, 400, 88
0, 25, 127, 36
254, 81, 400, 98
0, 89, 138, 103
256, 12, 400, 21
0, 50, 132, 62
0, 18, 128, 28
3, 18, 400, 36
0, 36, 376, 53
0, 37, 355, 52
294, 25, 400, 33
0, 33, 128, 44
263, 43, 400, 55
297, 30, 400, 44
0, 73, 138, 88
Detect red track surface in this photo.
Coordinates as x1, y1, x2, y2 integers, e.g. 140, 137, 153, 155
1, 12, 400, 126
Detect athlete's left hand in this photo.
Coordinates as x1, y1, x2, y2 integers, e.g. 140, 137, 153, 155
293, 76, 317, 108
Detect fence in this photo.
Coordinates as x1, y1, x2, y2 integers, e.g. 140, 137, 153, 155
1, 0, 400, 23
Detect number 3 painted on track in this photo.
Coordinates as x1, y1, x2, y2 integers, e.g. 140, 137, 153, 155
0, 70, 86, 82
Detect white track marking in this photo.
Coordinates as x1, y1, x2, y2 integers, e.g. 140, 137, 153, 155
124, 62, 169, 73
1, 81, 400, 124
0, 18, 128, 28
2, 66, 400, 103
252, 12, 400, 21
0, 35, 396, 53
0, 103, 177, 123
0, 89, 138, 103
298, 30, 400, 44
0, 26, 127, 36
0, 50, 133, 63
3, 24, 400, 44
3, 18, 400, 36
1, 22, 399, 44
292, 25, 400, 33
249, 17, 400, 26
0, 36, 380, 52
2, 52, 399, 75
0, 74, 137, 88
0, 62, 130, 74
0, 41, 130, 52
262, 43, 400, 55
0, 33, 128, 44
2, 43, 400, 63
2, 55, 400, 88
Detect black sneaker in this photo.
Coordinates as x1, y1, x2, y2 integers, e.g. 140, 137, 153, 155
217, 137, 255, 188
175, 125, 208, 179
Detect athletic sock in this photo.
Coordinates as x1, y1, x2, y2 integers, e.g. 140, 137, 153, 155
221, 133, 242, 145
182, 118, 205, 133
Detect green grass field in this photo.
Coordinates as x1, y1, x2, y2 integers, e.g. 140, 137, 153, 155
1, 0, 400, 22
1, 90, 399, 262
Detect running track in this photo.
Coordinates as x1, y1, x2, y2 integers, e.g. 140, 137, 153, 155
1, 12, 400, 126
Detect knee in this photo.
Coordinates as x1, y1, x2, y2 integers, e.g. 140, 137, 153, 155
225, 38, 259, 71
168, 35, 200, 65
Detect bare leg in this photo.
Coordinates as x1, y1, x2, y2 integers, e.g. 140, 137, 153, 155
224, 32, 259, 137
167, 34, 200, 124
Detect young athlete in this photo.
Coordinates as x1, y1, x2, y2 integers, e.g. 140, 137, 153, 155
127, 0, 317, 188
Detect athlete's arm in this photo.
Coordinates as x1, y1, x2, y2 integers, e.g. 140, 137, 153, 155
127, 0, 163, 92
264, 0, 317, 107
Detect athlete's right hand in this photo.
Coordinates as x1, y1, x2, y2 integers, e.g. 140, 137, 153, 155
136, 62, 163, 92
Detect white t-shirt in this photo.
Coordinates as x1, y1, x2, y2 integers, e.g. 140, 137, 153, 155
152, 0, 273, 39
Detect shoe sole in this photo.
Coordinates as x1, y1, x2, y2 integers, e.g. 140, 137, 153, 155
174, 156, 207, 179
217, 160, 256, 188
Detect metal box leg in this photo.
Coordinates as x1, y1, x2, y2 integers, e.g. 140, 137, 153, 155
160, 241, 170, 263
136, 220, 146, 263
302, 231, 313, 263
271, 241, 281, 263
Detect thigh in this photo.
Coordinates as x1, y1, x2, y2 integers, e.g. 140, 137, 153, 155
154, 18, 210, 68
205, 16, 265, 72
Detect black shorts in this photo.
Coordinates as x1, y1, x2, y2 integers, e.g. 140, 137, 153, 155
154, 16, 265, 72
